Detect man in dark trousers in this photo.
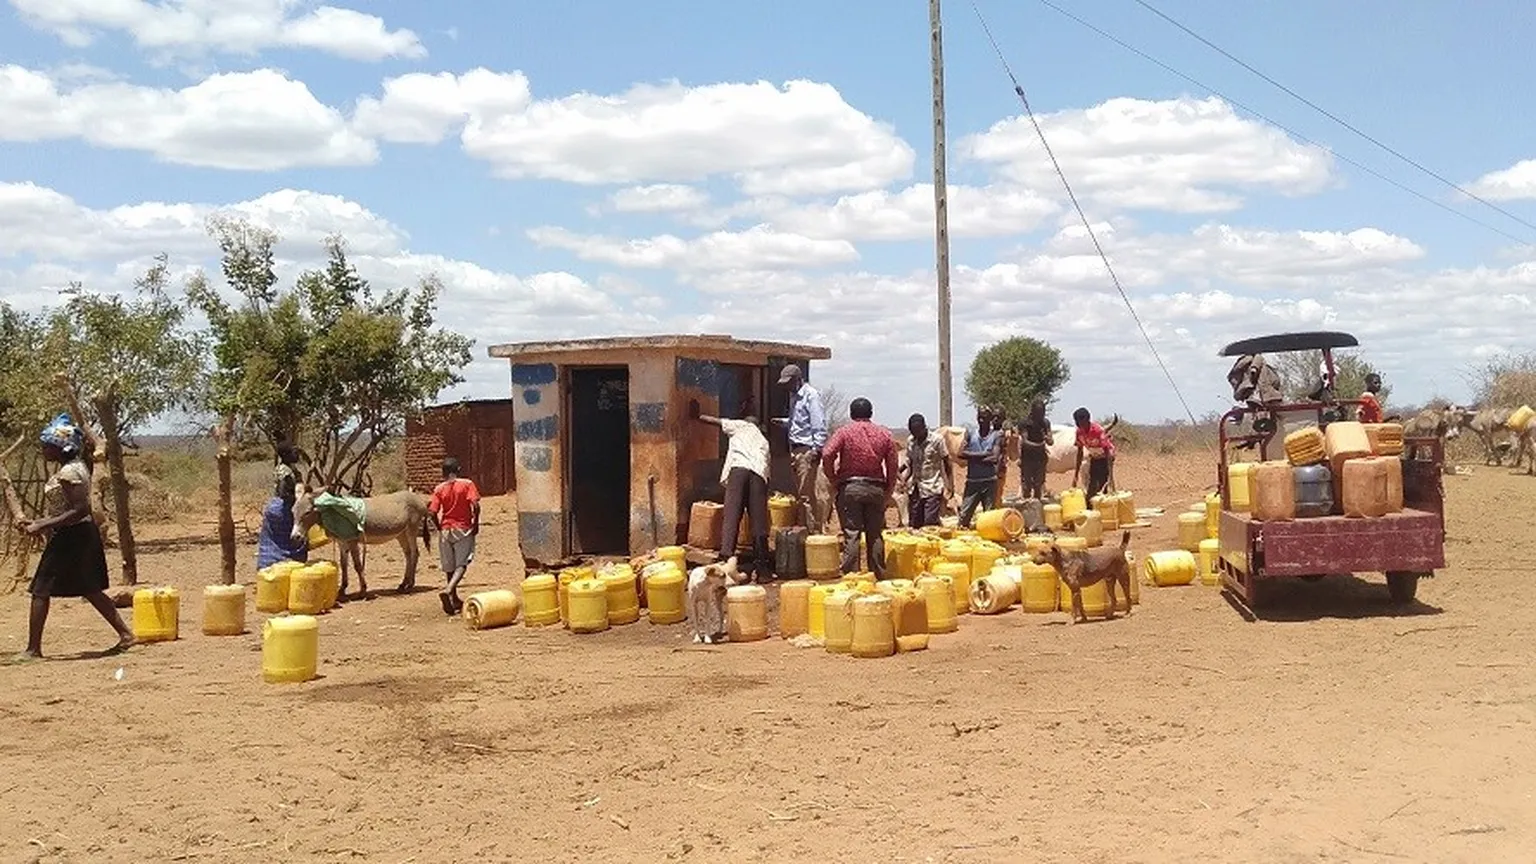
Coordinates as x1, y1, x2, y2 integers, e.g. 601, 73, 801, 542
958, 406, 1003, 528
821, 397, 898, 578
900, 413, 954, 528
692, 404, 772, 583
1018, 400, 1051, 500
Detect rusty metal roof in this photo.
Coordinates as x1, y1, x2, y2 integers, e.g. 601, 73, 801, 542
488, 334, 833, 360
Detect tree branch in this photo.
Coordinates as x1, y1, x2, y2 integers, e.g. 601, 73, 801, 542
0, 435, 31, 525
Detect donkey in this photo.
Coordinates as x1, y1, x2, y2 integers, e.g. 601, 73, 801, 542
291, 485, 432, 599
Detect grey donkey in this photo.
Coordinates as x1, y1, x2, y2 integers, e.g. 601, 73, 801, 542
291, 485, 432, 599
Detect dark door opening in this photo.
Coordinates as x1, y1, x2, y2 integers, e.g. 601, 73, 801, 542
567, 367, 631, 556
715, 363, 766, 499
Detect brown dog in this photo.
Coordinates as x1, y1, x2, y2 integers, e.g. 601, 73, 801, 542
1034, 531, 1133, 624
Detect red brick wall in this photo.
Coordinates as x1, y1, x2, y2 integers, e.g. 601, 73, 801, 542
404, 400, 516, 495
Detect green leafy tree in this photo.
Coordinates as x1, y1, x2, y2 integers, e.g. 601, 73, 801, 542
0, 303, 49, 442
964, 336, 1071, 421
1272, 350, 1391, 405
187, 217, 309, 447
189, 219, 473, 494
45, 256, 207, 584
0, 305, 50, 564
295, 239, 474, 491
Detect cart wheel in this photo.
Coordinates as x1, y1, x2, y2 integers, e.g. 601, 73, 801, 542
1385, 571, 1421, 604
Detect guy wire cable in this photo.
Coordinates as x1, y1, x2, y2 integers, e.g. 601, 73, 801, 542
970, 2, 1212, 439
1130, 0, 1536, 239
1032, 0, 1532, 248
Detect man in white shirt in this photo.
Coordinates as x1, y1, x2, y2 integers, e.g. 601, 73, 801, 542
692, 404, 772, 582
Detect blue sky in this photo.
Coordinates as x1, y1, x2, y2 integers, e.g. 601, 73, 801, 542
3, 0, 1535, 429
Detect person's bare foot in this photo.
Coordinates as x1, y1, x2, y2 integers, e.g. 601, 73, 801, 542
108, 635, 135, 654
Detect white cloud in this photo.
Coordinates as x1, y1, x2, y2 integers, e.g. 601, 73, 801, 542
0, 182, 402, 260
459, 79, 915, 195
1, 180, 1526, 424
962, 96, 1335, 213
1466, 159, 1536, 201
0, 65, 376, 170
7, 0, 424, 61
0, 183, 656, 407
526, 225, 860, 271
352, 69, 532, 144
1028, 223, 1425, 292
764, 183, 1058, 241
604, 184, 712, 214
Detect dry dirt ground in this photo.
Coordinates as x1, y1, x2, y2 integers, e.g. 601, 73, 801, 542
2, 452, 1533, 864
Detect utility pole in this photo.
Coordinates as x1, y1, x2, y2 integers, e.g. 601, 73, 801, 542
929, 0, 954, 427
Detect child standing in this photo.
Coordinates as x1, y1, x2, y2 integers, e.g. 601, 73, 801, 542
428, 457, 481, 616
1072, 407, 1116, 500
1357, 373, 1384, 423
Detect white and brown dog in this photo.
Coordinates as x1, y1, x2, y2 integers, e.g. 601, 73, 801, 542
687, 556, 746, 644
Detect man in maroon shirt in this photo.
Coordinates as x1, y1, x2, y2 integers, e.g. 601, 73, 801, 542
821, 397, 899, 578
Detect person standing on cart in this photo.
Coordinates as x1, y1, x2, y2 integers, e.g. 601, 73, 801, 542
1357, 373, 1384, 423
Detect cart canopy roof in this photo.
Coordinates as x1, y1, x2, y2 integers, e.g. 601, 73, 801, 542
1218, 331, 1359, 358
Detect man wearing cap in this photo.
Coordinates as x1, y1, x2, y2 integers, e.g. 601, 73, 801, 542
773, 364, 830, 533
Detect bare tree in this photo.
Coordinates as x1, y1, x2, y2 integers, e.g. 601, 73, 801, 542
819, 385, 853, 432
1470, 352, 1536, 408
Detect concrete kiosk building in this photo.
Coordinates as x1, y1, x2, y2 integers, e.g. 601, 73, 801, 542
488, 335, 832, 564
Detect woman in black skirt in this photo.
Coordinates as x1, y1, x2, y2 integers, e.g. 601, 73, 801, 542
14, 414, 134, 661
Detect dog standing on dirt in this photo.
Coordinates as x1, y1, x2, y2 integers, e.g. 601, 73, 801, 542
1035, 531, 1133, 624
687, 556, 745, 644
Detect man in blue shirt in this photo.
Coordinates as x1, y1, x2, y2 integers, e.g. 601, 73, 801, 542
959, 405, 1003, 528
773, 364, 830, 533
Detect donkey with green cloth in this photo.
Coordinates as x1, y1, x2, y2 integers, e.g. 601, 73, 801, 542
290, 486, 432, 600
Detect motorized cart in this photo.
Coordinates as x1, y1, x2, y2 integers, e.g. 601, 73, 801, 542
1215, 331, 1446, 608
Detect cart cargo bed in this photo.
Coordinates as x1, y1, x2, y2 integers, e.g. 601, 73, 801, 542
1219, 509, 1445, 577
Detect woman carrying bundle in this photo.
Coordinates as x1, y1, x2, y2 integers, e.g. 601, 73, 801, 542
12, 414, 134, 661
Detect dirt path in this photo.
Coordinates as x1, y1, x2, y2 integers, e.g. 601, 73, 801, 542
2, 454, 1532, 863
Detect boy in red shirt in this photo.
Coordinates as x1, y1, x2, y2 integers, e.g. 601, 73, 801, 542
1357, 373, 1384, 423
1072, 407, 1116, 500
428, 457, 481, 616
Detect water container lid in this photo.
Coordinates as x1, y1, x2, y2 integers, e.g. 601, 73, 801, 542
269, 613, 319, 630
601, 569, 636, 585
